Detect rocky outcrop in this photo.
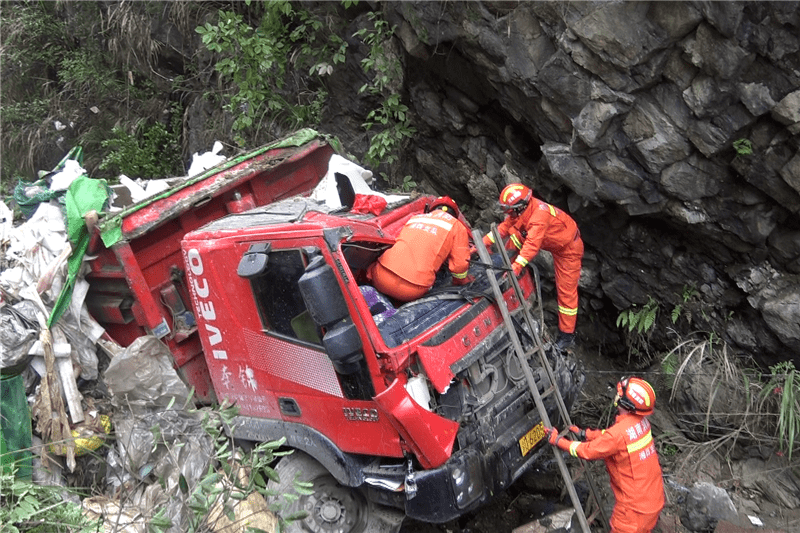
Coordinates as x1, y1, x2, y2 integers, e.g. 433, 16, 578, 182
373, 1, 800, 366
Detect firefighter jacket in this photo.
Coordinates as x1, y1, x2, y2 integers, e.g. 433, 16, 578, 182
486, 198, 584, 333
555, 411, 665, 516
494, 199, 580, 265
377, 210, 471, 288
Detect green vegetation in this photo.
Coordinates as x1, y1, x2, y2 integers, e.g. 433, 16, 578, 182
760, 361, 800, 460
616, 296, 658, 335
661, 334, 800, 463
616, 296, 659, 363
99, 110, 183, 178
0, 472, 98, 533
2, 1, 413, 187
399, 175, 418, 192
195, 1, 348, 146
0, 1, 182, 182
355, 12, 416, 173
733, 138, 753, 156
173, 401, 310, 533
671, 284, 699, 325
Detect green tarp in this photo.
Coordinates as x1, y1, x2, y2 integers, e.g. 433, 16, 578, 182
47, 174, 109, 328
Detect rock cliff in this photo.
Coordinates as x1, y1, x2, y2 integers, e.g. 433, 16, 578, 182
363, 1, 800, 367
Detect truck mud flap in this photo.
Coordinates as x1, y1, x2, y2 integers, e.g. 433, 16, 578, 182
374, 378, 459, 469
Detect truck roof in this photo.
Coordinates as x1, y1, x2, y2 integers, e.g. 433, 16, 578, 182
189, 195, 420, 237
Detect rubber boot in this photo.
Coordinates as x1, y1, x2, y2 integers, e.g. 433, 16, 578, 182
556, 330, 575, 351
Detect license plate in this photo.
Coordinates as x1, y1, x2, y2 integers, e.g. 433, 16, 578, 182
519, 421, 545, 457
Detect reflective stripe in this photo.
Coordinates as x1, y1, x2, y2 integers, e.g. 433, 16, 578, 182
510, 234, 523, 250
486, 233, 496, 244
548, 204, 557, 217
626, 430, 653, 454
452, 270, 468, 279
569, 441, 580, 457
409, 215, 454, 231
558, 305, 578, 316
514, 256, 529, 267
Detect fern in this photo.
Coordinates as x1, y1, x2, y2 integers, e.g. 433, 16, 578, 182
616, 296, 658, 334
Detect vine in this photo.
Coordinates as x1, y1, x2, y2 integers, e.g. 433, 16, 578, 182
354, 12, 416, 174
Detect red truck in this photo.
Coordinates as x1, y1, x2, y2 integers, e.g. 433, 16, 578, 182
87, 129, 584, 533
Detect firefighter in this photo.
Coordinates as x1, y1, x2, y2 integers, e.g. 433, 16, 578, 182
367, 196, 473, 302
482, 183, 583, 350
545, 377, 665, 533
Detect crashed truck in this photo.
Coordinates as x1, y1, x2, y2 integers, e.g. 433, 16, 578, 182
86, 129, 585, 533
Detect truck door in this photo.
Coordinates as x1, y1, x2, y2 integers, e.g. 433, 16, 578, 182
236, 242, 402, 458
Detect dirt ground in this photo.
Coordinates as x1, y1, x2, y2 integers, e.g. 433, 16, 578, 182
400, 340, 800, 533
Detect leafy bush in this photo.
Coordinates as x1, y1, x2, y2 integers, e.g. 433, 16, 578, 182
99, 113, 183, 179
0, 472, 98, 533
132, 400, 312, 533
195, 1, 348, 146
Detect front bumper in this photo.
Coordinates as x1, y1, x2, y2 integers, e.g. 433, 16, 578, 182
403, 409, 550, 523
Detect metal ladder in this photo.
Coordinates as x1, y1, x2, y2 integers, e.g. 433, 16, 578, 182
471, 225, 608, 533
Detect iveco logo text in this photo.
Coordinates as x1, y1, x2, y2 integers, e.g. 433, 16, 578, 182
187, 249, 227, 360
343, 407, 379, 422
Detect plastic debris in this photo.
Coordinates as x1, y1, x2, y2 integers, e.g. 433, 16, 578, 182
104, 336, 192, 413
310, 154, 406, 208
48, 410, 111, 457
187, 140, 226, 177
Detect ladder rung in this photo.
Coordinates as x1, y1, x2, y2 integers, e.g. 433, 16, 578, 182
472, 226, 604, 533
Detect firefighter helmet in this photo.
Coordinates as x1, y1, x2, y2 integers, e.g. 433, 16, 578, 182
616, 377, 656, 415
499, 184, 532, 215
430, 196, 459, 217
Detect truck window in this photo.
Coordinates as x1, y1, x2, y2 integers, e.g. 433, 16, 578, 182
249, 249, 322, 346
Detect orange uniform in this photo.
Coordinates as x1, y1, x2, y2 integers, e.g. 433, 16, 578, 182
485, 198, 583, 333
556, 412, 665, 533
368, 209, 471, 302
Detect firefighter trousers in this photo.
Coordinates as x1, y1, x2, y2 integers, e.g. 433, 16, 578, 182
553, 235, 584, 334
610, 505, 661, 533
367, 261, 429, 302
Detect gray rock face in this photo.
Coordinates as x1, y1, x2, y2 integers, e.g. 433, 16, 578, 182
378, 1, 800, 368
679, 482, 738, 532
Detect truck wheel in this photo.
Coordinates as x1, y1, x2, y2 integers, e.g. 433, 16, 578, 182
271, 451, 405, 533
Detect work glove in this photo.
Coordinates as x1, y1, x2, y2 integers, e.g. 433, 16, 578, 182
569, 425, 586, 441
511, 262, 524, 277
452, 274, 475, 286
468, 244, 477, 256
545, 426, 561, 446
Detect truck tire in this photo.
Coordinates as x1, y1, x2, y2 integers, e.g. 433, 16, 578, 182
270, 451, 405, 533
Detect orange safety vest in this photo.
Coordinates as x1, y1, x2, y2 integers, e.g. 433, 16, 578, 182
488, 199, 583, 333
495, 199, 580, 264
565, 412, 665, 517
378, 210, 471, 288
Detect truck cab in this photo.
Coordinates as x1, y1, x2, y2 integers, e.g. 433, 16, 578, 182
182, 193, 584, 532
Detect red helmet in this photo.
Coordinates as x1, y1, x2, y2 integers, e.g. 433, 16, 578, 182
499, 184, 532, 215
430, 196, 459, 217
616, 377, 656, 415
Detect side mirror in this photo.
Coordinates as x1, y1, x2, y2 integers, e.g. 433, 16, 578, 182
298, 256, 350, 328
237, 242, 271, 278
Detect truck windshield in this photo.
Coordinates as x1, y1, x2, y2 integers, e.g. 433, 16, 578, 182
249, 249, 322, 346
